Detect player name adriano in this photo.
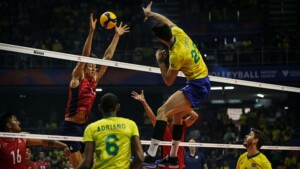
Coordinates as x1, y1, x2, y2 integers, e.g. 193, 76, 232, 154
97, 124, 126, 131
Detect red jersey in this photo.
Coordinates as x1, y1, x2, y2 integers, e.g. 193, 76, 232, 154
162, 122, 187, 169
65, 77, 96, 119
0, 137, 27, 169
26, 160, 36, 169
35, 160, 50, 169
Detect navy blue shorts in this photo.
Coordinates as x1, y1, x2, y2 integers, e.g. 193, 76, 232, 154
58, 121, 87, 153
181, 76, 210, 108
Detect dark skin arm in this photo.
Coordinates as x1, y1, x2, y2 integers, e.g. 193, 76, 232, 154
130, 136, 144, 169
78, 142, 94, 169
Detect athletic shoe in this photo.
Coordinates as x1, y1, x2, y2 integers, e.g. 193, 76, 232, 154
157, 155, 179, 168
142, 152, 157, 168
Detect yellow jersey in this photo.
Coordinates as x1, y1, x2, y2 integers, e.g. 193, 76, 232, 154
82, 116, 139, 169
169, 27, 208, 80
236, 152, 272, 169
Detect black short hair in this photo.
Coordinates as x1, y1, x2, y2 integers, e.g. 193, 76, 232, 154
251, 128, 265, 150
0, 112, 14, 131
99, 93, 119, 113
152, 23, 172, 41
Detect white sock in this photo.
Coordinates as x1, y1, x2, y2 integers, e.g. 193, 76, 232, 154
147, 138, 160, 157
169, 140, 180, 157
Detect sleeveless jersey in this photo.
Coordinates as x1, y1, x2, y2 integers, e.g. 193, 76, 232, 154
0, 138, 27, 169
65, 77, 96, 119
169, 27, 208, 80
162, 121, 187, 169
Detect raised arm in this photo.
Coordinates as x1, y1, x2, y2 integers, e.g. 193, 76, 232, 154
95, 22, 130, 82
70, 13, 97, 87
131, 90, 157, 126
143, 1, 177, 28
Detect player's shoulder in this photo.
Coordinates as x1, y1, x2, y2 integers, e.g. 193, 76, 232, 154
239, 152, 248, 158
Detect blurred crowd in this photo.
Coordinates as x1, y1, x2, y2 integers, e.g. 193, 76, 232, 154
1, 0, 300, 69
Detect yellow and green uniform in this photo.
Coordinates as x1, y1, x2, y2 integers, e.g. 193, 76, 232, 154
236, 152, 272, 169
83, 116, 139, 169
169, 27, 208, 80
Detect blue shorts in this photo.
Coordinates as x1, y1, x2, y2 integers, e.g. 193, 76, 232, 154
181, 76, 210, 108
58, 121, 87, 153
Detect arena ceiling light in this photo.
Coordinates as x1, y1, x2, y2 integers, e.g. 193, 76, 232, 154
257, 94, 264, 98
211, 86, 235, 90
96, 88, 103, 92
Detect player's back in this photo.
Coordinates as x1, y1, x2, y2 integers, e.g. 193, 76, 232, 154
0, 138, 27, 169
169, 27, 208, 81
83, 116, 140, 169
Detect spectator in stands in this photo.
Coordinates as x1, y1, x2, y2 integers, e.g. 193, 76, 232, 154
26, 147, 37, 169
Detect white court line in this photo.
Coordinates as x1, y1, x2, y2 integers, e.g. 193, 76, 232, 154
0, 42, 300, 93
0, 132, 299, 151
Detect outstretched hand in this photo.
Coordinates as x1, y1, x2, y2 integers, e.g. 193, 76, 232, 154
89, 13, 97, 32
143, 1, 153, 22
156, 49, 167, 63
63, 146, 71, 158
115, 22, 130, 36
131, 90, 146, 103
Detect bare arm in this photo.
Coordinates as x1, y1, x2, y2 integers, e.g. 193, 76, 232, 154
183, 111, 199, 127
70, 13, 97, 88
156, 49, 178, 86
26, 139, 71, 157
130, 136, 144, 169
143, 1, 177, 28
131, 90, 156, 126
78, 142, 94, 169
95, 22, 130, 82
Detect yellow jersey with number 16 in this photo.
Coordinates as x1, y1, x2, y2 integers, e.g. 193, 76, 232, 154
83, 116, 139, 169
169, 27, 208, 81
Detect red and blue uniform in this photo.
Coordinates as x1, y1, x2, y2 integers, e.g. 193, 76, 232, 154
65, 77, 96, 121
59, 77, 97, 152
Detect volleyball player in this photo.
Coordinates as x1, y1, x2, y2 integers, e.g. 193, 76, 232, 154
236, 128, 272, 169
35, 151, 51, 169
25, 147, 37, 169
78, 93, 144, 169
131, 90, 199, 169
58, 13, 129, 168
0, 113, 71, 169
142, 1, 210, 168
